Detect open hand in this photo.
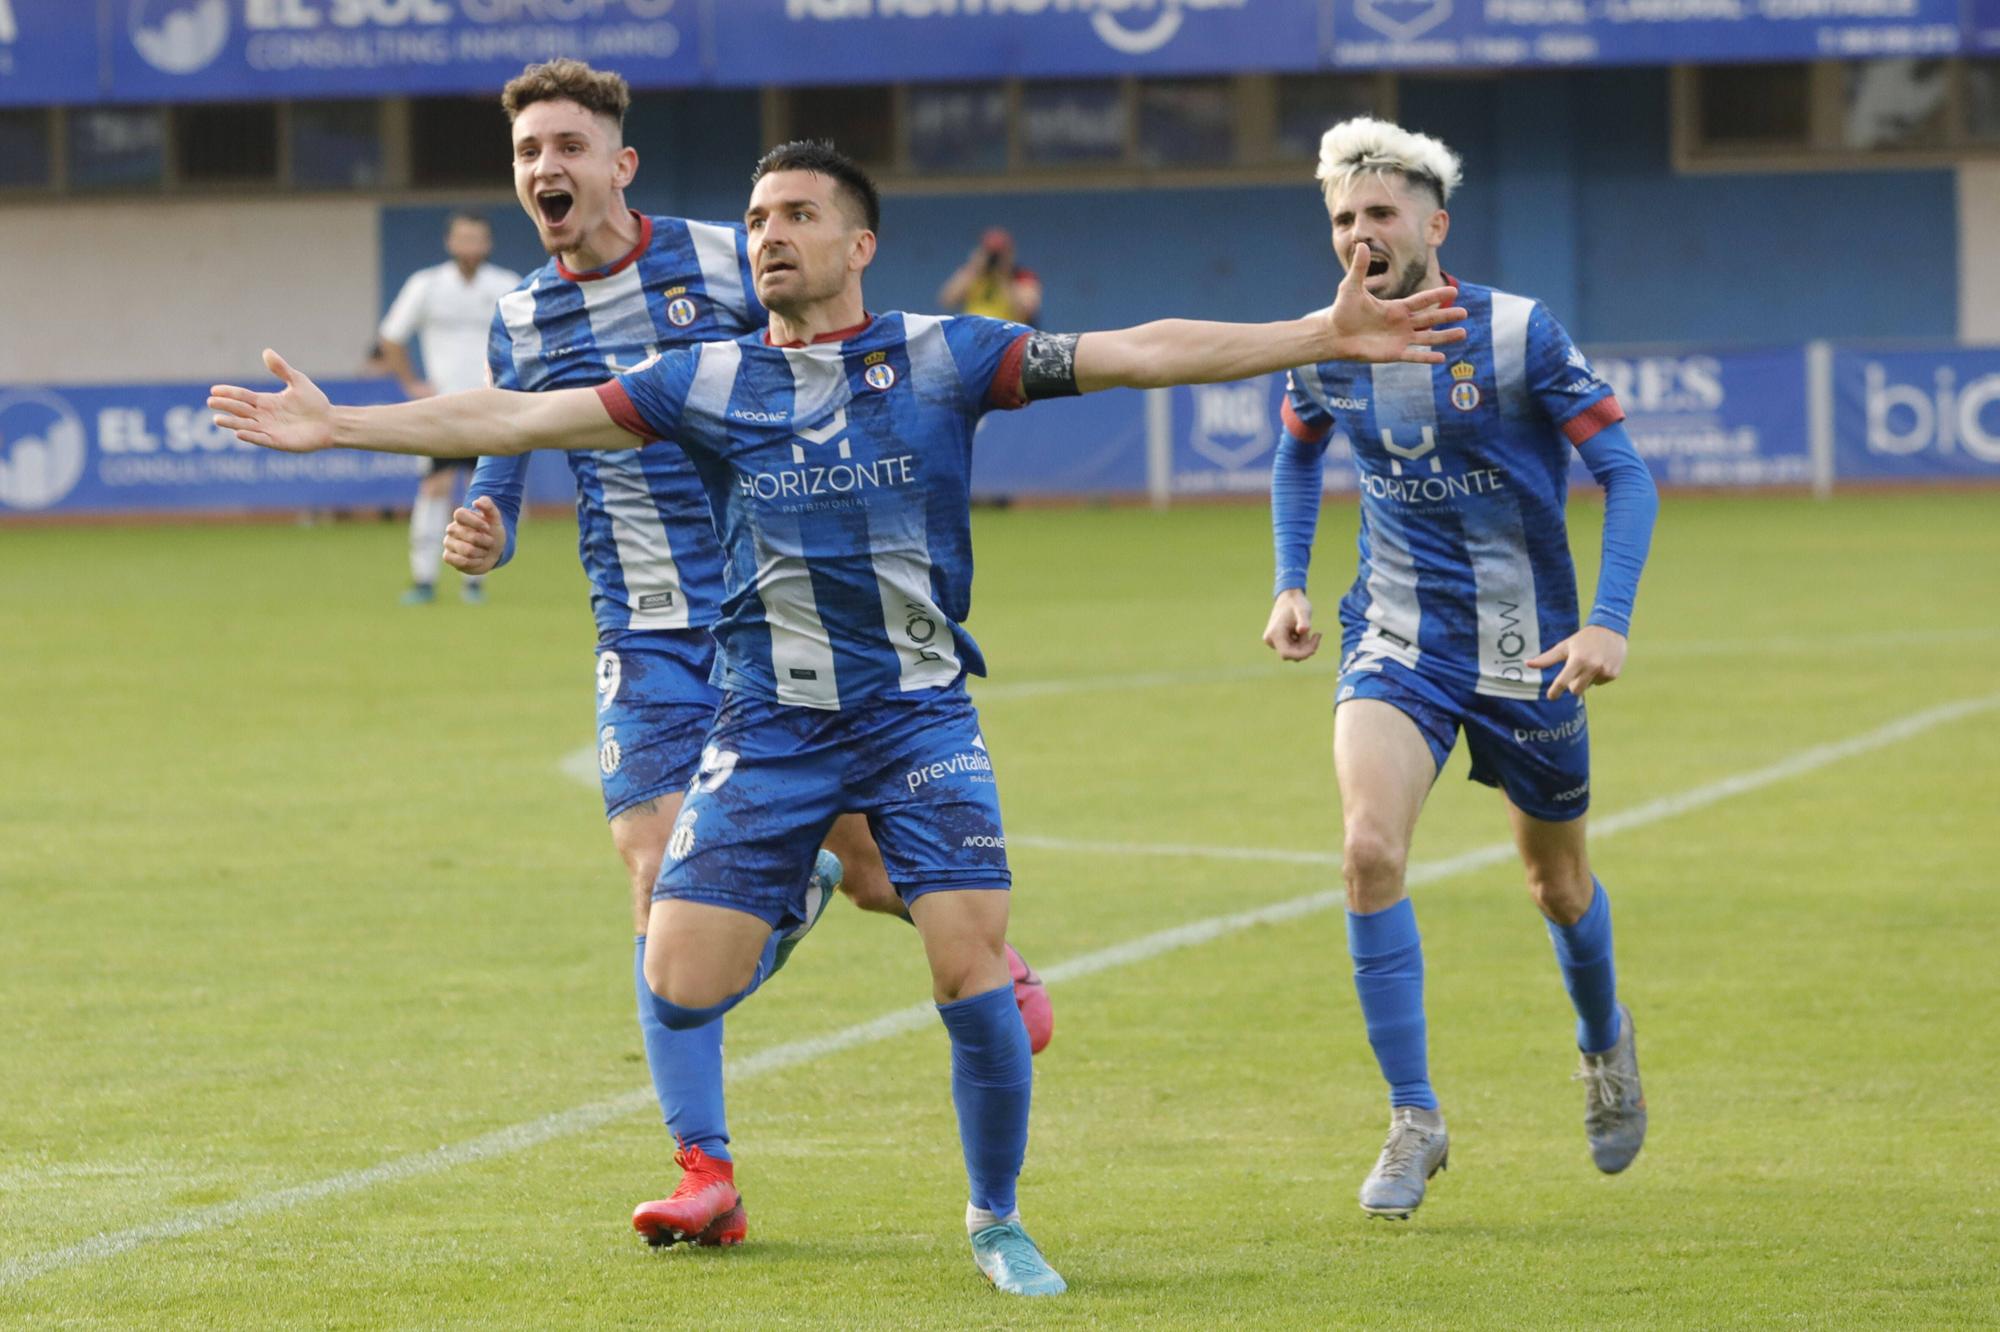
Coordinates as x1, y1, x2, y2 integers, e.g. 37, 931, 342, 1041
1526, 624, 1628, 700
1262, 589, 1322, 662
444, 496, 507, 575
1322, 243, 1467, 365
209, 350, 334, 453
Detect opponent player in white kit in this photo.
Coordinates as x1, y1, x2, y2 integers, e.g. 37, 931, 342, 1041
377, 211, 518, 604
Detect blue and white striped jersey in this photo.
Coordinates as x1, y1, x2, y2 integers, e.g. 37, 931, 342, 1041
469, 213, 763, 638
1277, 279, 1625, 700
597, 312, 1036, 711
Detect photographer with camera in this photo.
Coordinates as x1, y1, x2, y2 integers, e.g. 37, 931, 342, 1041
938, 227, 1043, 325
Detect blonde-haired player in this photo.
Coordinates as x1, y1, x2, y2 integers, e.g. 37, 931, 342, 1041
1263, 116, 1660, 1218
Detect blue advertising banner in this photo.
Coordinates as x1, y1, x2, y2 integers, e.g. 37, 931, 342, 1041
0, 1, 102, 107
1329, 0, 1963, 70
4, 379, 450, 516
1163, 350, 1812, 499
1973, 0, 2000, 49
1166, 372, 1357, 497
707, 0, 1326, 86
105, 0, 698, 104
972, 388, 1149, 498
1830, 345, 2000, 483
1579, 346, 1813, 489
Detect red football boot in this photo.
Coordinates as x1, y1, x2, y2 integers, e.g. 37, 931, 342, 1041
691, 1202, 747, 1247
632, 1143, 744, 1248
1007, 943, 1054, 1055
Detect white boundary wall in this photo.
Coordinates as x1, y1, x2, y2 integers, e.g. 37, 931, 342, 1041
0, 200, 380, 386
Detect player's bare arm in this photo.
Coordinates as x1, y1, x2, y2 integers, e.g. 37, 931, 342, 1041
210, 348, 634, 458
443, 495, 507, 575
1262, 588, 1323, 662
1071, 244, 1465, 392
1526, 624, 1629, 701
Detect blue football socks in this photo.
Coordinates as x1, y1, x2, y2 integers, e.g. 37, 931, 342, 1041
1547, 879, 1621, 1054
633, 936, 732, 1160
1347, 898, 1438, 1111
938, 982, 1033, 1217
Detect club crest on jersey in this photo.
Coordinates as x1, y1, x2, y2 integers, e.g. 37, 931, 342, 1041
667, 808, 698, 861
1449, 361, 1481, 412
598, 725, 622, 776
666, 296, 698, 328
864, 362, 897, 392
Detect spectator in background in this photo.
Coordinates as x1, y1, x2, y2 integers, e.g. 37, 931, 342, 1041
378, 211, 519, 605
938, 227, 1042, 326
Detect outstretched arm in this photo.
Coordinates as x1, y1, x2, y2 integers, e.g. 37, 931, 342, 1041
1071, 244, 1464, 393
209, 350, 636, 457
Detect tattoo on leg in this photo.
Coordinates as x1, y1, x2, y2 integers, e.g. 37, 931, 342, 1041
616, 798, 662, 821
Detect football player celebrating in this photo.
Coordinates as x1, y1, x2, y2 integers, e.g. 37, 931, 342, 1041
212, 139, 1466, 1296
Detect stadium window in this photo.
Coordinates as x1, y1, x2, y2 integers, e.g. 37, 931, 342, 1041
1136, 79, 1238, 168
1274, 75, 1385, 161
409, 96, 510, 189
907, 84, 1009, 175
0, 108, 53, 190
68, 106, 167, 191
1840, 59, 1951, 151
786, 86, 896, 168
290, 100, 385, 190
177, 102, 280, 186
1966, 62, 2000, 143
1691, 64, 1813, 150
1019, 80, 1129, 168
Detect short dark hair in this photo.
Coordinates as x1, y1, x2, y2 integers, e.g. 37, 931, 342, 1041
500, 58, 630, 132
751, 140, 881, 236
446, 210, 490, 232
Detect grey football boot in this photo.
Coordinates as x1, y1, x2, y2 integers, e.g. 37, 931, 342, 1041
1576, 1002, 1647, 1173
1358, 1105, 1449, 1219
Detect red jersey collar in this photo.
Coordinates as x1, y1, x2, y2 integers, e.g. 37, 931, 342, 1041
556, 211, 652, 283
764, 314, 874, 348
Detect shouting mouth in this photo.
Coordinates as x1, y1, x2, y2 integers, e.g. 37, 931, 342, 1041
537, 190, 574, 227
1365, 251, 1390, 278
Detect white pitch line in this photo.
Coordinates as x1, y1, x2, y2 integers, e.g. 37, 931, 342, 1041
8, 692, 1995, 1290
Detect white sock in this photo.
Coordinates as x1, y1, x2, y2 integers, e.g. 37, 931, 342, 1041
966, 1202, 1022, 1235
409, 496, 450, 585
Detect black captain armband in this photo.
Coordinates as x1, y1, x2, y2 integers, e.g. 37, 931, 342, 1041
1020, 332, 1081, 401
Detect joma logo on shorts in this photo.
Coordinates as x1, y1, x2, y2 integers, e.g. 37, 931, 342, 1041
961, 835, 1006, 849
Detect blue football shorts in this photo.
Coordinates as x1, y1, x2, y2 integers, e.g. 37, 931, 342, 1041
593, 630, 724, 821
1336, 642, 1591, 823
653, 683, 1010, 933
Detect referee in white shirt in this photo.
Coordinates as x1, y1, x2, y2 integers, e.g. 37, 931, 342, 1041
378, 211, 520, 604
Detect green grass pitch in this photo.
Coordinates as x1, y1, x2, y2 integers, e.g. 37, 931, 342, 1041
3, 492, 1997, 1328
